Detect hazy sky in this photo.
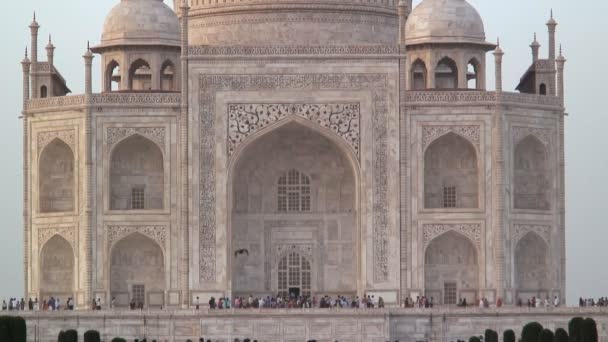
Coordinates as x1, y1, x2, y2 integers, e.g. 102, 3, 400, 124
0, 0, 604, 304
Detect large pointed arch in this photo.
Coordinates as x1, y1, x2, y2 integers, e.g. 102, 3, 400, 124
514, 231, 549, 295
514, 135, 550, 210
424, 230, 479, 305
109, 134, 164, 210
110, 232, 166, 308
424, 132, 479, 209
39, 138, 75, 213
40, 235, 74, 301
227, 118, 361, 298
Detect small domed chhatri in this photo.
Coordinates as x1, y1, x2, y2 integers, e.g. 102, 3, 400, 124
100, 0, 180, 48
20, 0, 570, 339
406, 0, 486, 44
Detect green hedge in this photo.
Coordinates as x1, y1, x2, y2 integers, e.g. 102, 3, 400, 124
84, 330, 100, 342
503, 329, 516, 342
111, 338, 127, 342
58, 331, 66, 342
521, 322, 543, 342
0, 316, 26, 342
538, 329, 554, 342
569, 317, 584, 342
555, 328, 569, 342
64, 329, 78, 342
468, 337, 481, 342
582, 318, 598, 342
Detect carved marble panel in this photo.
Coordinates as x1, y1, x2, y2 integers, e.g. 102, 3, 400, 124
37, 130, 76, 154
199, 73, 390, 283
513, 224, 551, 245
106, 225, 168, 252
227, 103, 360, 158
422, 223, 481, 249
512, 126, 551, 146
106, 127, 166, 149
422, 125, 480, 151
38, 226, 76, 250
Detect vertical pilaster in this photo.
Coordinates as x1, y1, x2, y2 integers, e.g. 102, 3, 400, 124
492, 44, 506, 301
82, 45, 94, 308
21, 51, 31, 299
556, 49, 567, 301
179, 0, 190, 308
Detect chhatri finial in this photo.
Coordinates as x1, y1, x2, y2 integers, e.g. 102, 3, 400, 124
48, 34, 51, 44
25, 47, 28, 58
33, 11, 36, 21
87, 41, 90, 50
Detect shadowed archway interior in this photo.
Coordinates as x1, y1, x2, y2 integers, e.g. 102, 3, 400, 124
230, 121, 358, 298
40, 235, 74, 301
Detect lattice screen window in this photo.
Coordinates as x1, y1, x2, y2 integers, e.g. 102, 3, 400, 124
131, 187, 145, 210
277, 169, 311, 212
443, 186, 457, 208
277, 252, 311, 298
444, 282, 457, 305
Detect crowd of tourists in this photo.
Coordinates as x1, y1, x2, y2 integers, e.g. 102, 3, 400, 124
515, 296, 560, 308
197, 294, 388, 310
1, 297, 76, 311
579, 297, 608, 307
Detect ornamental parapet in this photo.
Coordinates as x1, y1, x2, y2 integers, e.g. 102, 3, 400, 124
405, 91, 563, 110
24, 93, 181, 113
188, 45, 403, 59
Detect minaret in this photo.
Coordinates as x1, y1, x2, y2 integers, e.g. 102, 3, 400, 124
46, 35, 55, 97
83, 42, 94, 95
179, 0, 190, 309
29, 13, 39, 99
21, 48, 31, 108
493, 39, 504, 93
547, 10, 557, 62
530, 33, 540, 62
556, 45, 566, 105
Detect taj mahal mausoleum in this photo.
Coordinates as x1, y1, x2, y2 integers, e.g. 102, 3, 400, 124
12, 0, 606, 341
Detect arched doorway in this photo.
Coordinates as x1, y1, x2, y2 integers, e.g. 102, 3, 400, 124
278, 252, 312, 299
230, 121, 358, 298
515, 232, 549, 296
425, 231, 478, 305
435, 57, 458, 89
514, 135, 550, 210
424, 132, 479, 209
40, 235, 74, 302
39, 139, 74, 213
110, 135, 164, 210
110, 233, 165, 308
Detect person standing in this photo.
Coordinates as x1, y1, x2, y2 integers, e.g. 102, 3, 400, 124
195, 296, 200, 310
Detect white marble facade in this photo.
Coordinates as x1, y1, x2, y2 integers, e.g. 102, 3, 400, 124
21, 0, 567, 309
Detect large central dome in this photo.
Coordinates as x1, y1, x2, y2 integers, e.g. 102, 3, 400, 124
181, 0, 399, 45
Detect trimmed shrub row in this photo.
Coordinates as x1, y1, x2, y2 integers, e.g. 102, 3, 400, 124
0, 316, 26, 342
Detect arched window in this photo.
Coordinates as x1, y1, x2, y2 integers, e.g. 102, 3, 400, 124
539, 83, 547, 95
277, 169, 311, 212
467, 59, 480, 89
40, 235, 74, 301
425, 231, 478, 305
514, 135, 550, 210
106, 60, 121, 92
160, 61, 176, 91
39, 139, 74, 213
128, 59, 152, 91
278, 252, 311, 299
424, 133, 478, 209
110, 135, 164, 210
40, 85, 48, 98
411, 59, 427, 90
435, 57, 458, 89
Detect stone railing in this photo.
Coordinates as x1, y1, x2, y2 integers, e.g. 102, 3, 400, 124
24, 94, 87, 111
25, 93, 181, 112
405, 90, 563, 110
189, 45, 402, 58
90, 93, 181, 107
